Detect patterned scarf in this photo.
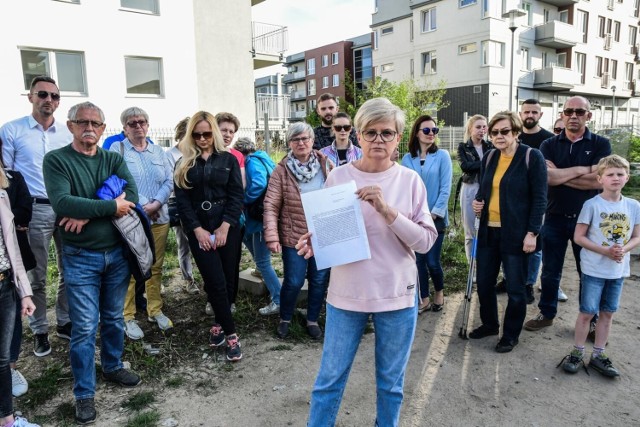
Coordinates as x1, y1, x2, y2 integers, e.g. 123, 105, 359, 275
286, 150, 321, 183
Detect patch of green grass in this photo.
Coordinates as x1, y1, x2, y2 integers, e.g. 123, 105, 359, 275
123, 341, 163, 379
22, 362, 70, 409
269, 344, 293, 351
125, 409, 161, 427
164, 376, 185, 388
122, 391, 156, 412
53, 402, 76, 426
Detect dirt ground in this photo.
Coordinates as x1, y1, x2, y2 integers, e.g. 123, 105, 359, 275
15, 251, 640, 426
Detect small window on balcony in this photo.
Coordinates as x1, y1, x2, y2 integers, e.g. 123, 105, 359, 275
322, 55, 329, 68
521, 3, 532, 27
520, 47, 530, 71
125, 56, 163, 96
120, 0, 159, 14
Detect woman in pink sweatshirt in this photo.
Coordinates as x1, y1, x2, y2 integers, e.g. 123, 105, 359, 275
301, 97, 438, 427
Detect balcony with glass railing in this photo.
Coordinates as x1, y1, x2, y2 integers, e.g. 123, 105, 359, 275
252, 21, 288, 69
534, 20, 577, 49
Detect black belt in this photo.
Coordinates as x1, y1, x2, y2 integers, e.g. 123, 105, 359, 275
549, 212, 578, 219
0, 269, 11, 281
33, 198, 50, 205
200, 199, 226, 211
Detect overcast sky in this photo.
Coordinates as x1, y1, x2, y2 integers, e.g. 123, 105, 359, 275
252, 0, 374, 78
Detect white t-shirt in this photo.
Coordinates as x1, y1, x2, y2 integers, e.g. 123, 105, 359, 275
578, 194, 640, 279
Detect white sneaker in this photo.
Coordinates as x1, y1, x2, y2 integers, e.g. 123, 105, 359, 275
12, 416, 40, 427
558, 288, 569, 302
11, 368, 28, 397
230, 303, 237, 314
148, 312, 174, 332
205, 302, 214, 316
124, 319, 144, 340
259, 301, 280, 316
185, 279, 199, 294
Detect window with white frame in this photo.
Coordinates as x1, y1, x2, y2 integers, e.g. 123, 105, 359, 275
482, 0, 506, 19
460, 0, 476, 7
614, 21, 621, 42
20, 48, 86, 93
332, 74, 339, 87
598, 16, 606, 38
421, 7, 436, 32
421, 51, 437, 75
308, 79, 316, 96
630, 26, 638, 54
595, 56, 603, 77
577, 10, 589, 43
576, 52, 586, 84
626, 62, 634, 89
308, 99, 316, 110
557, 52, 567, 68
322, 55, 329, 68
520, 47, 530, 71
125, 56, 163, 95
307, 58, 316, 75
558, 10, 568, 23
331, 52, 339, 65
120, 0, 159, 14
459, 42, 477, 54
612, 59, 618, 80
521, 2, 532, 26
322, 76, 329, 88
381, 63, 394, 73
381, 26, 394, 35
481, 40, 504, 67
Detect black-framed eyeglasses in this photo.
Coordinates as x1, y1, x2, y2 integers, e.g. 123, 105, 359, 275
290, 136, 311, 144
192, 131, 213, 140
489, 129, 513, 137
562, 108, 588, 117
71, 119, 104, 128
126, 120, 148, 128
553, 127, 563, 134
421, 127, 439, 135
34, 90, 60, 101
361, 129, 398, 143
333, 125, 352, 132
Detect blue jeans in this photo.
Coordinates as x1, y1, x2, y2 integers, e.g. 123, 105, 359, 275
0, 277, 16, 418
280, 246, 329, 322
416, 232, 445, 298
580, 273, 624, 314
526, 249, 542, 285
308, 300, 418, 427
243, 231, 281, 305
476, 227, 528, 341
62, 244, 131, 400
538, 214, 582, 319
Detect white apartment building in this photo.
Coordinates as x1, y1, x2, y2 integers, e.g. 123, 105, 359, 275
0, 0, 286, 144
372, 0, 640, 129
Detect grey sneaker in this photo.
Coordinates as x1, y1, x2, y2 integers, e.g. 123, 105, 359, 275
560, 349, 586, 374
590, 353, 620, 377
102, 368, 142, 387
75, 397, 96, 425
11, 368, 28, 397
259, 301, 280, 316
124, 320, 144, 340
148, 312, 174, 333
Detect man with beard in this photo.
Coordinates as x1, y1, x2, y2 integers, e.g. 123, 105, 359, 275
43, 102, 141, 425
517, 99, 565, 305
0, 76, 72, 359
312, 93, 358, 150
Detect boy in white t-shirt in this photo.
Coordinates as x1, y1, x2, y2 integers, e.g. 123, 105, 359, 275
560, 154, 640, 377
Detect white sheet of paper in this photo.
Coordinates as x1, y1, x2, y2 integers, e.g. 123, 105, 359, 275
300, 180, 371, 270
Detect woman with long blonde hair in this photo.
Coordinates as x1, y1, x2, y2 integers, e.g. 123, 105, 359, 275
174, 111, 244, 361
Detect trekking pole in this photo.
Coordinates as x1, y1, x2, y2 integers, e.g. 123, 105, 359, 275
459, 208, 481, 339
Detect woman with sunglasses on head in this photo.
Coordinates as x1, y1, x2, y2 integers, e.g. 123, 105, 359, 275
457, 115, 491, 264
469, 111, 547, 353
263, 122, 333, 340
319, 112, 362, 167
401, 115, 452, 313
552, 118, 565, 135
174, 112, 244, 361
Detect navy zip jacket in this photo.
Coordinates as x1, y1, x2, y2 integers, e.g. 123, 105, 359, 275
476, 144, 547, 254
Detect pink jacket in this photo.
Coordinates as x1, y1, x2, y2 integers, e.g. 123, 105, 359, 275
325, 163, 437, 312
0, 189, 32, 298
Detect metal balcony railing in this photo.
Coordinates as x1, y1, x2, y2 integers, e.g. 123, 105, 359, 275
252, 22, 288, 58
256, 93, 290, 122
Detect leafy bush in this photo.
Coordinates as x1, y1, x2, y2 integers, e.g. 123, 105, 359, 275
629, 135, 640, 162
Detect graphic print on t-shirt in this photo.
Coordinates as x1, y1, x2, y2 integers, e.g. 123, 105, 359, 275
599, 211, 631, 246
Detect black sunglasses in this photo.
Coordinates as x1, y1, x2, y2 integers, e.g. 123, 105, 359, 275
126, 120, 148, 128
489, 129, 513, 137
563, 108, 588, 117
333, 125, 352, 132
192, 131, 213, 140
421, 127, 439, 135
71, 119, 104, 128
34, 90, 60, 101
553, 127, 563, 134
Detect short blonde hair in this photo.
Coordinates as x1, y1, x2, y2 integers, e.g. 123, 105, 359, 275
597, 154, 630, 176
354, 97, 405, 136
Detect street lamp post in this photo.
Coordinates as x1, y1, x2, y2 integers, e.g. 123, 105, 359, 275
611, 85, 616, 128
503, 9, 526, 111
